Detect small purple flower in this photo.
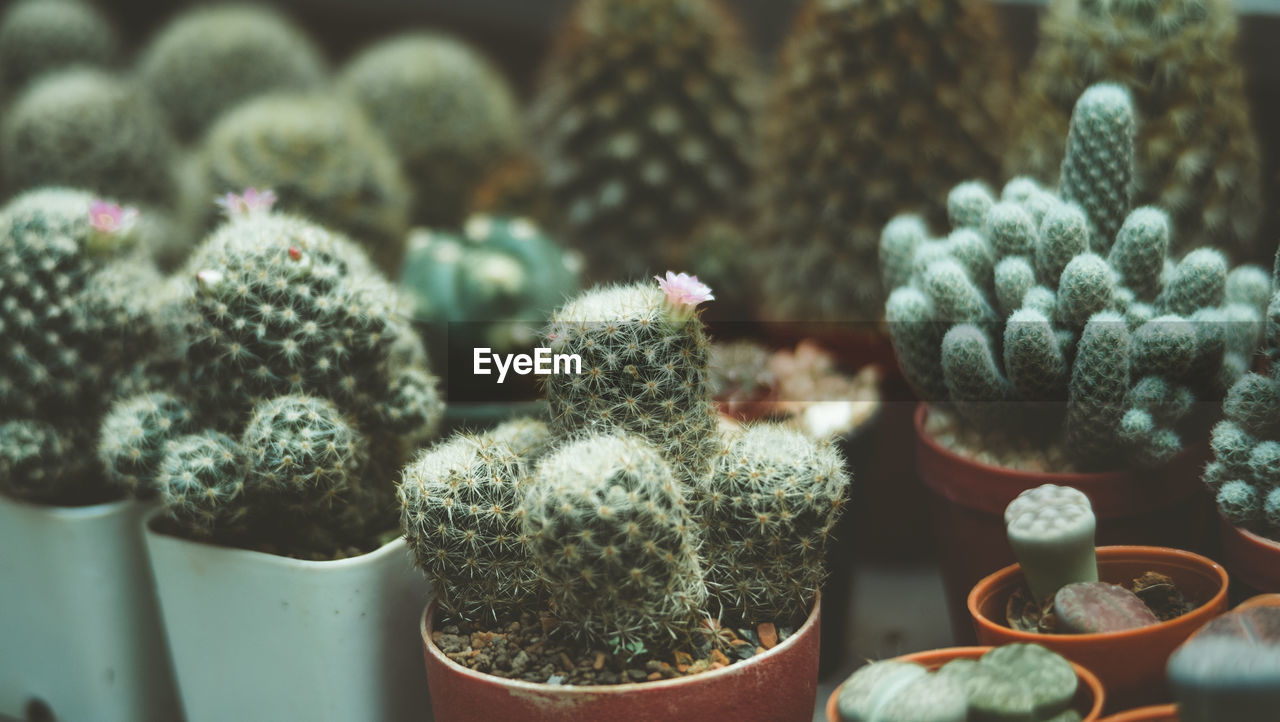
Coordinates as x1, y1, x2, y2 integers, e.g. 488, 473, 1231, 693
655, 271, 714, 308
89, 200, 139, 235
215, 187, 277, 218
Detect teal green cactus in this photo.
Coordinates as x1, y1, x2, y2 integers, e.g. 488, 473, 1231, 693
0, 420, 95, 504
521, 432, 707, 653
399, 216, 581, 352
1216, 480, 1260, 528
1057, 84, 1135, 253
1157, 249, 1227, 317
341, 33, 521, 228
1065, 312, 1132, 466
196, 95, 411, 275
693, 424, 850, 625
948, 182, 997, 231
0, 0, 118, 98
1108, 208, 1170, 303
241, 395, 366, 496
136, 3, 326, 142
156, 430, 249, 539
880, 215, 929, 293
0, 69, 177, 205
98, 392, 196, 497
1034, 200, 1089, 287
942, 325, 1014, 430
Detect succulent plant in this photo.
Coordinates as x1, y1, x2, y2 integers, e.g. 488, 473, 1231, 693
1005, 484, 1098, 601
1006, 0, 1262, 259
694, 424, 850, 624
531, 0, 756, 279
883, 83, 1267, 471
0, 69, 178, 205
521, 431, 707, 653
1169, 605, 1280, 722
836, 660, 968, 722
195, 94, 411, 275
755, 0, 1014, 323
1053, 581, 1159, 634
155, 430, 249, 539
136, 3, 326, 142
98, 392, 196, 497
342, 33, 521, 228
0, 0, 118, 98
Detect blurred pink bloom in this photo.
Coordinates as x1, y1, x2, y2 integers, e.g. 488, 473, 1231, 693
89, 200, 139, 235
654, 271, 714, 308
215, 187, 277, 218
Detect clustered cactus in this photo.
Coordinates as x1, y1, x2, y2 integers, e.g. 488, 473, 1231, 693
754, 0, 1014, 323
0, 0, 118, 99
884, 83, 1269, 471
400, 276, 851, 659
531, 0, 756, 279
342, 33, 521, 229
1007, 0, 1262, 260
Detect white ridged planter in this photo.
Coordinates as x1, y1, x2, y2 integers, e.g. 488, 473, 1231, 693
0, 494, 180, 722
144, 510, 431, 722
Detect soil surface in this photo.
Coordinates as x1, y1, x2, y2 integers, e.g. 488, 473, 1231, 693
1006, 571, 1197, 634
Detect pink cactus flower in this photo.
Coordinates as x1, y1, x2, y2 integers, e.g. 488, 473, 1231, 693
215, 187, 278, 218
655, 271, 714, 308
89, 200, 139, 235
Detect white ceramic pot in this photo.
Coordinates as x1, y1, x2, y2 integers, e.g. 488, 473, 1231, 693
0, 494, 180, 722
144, 511, 432, 722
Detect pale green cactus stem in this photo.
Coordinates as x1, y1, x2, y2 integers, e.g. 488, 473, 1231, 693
1057, 83, 1136, 254
1005, 484, 1098, 601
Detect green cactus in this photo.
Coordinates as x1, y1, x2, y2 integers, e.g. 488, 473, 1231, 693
0, 0, 118, 98
136, 3, 326, 142
196, 95, 411, 275
521, 431, 707, 653
0, 420, 95, 504
241, 394, 366, 496
1216, 479, 1260, 529
155, 430, 249, 539
1057, 84, 1136, 253
0, 69, 177, 205
942, 324, 1015, 430
694, 424, 850, 625
98, 392, 196, 497
341, 33, 521, 228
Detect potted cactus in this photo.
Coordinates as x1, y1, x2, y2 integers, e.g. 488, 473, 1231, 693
0, 189, 182, 721
98, 193, 444, 721
882, 82, 1270, 638
967, 484, 1229, 711
402, 277, 852, 721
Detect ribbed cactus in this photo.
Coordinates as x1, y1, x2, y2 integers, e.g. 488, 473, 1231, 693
137, 3, 326, 142
0, 0, 118, 98
531, 0, 756, 279
521, 432, 707, 653
1007, 0, 1261, 259
883, 83, 1268, 471
196, 95, 411, 275
756, 0, 1014, 322
399, 215, 581, 353
342, 33, 521, 228
541, 280, 719, 484
0, 69, 177, 205
694, 424, 850, 624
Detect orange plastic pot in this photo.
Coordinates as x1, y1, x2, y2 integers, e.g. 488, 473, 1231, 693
1218, 518, 1280, 597
969, 546, 1228, 712
824, 646, 1105, 721
1098, 704, 1180, 721
915, 403, 1214, 642
422, 596, 820, 722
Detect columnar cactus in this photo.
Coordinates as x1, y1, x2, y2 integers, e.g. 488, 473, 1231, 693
1005, 484, 1098, 601
521, 432, 707, 653
883, 84, 1268, 471
756, 0, 1014, 322
137, 3, 326, 142
531, 0, 756, 279
196, 95, 411, 275
341, 33, 521, 228
1007, 0, 1261, 259
694, 424, 850, 624
0, 69, 178, 205
0, 0, 118, 98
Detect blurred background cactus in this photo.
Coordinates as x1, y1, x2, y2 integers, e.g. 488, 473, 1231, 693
0, 0, 118, 100
1007, 0, 1263, 261
531, 0, 757, 280
755, 0, 1014, 323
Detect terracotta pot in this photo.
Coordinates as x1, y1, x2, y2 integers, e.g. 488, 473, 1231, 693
915, 403, 1215, 642
1099, 704, 1180, 722
1218, 518, 1280, 598
824, 646, 1106, 722
422, 596, 820, 722
969, 546, 1229, 712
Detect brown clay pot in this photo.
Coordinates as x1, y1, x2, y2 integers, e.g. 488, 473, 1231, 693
823, 646, 1106, 722
968, 546, 1229, 712
915, 403, 1215, 642
1218, 518, 1280, 598
1098, 704, 1180, 722
422, 596, 820, 722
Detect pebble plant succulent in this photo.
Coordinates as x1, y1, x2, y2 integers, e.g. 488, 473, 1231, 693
196, 95, 411, 275
1168, 604, 1280, 722
0, 0, 118, 99
0, 69, 178, 205
342, 33, 521, 228
531, 0, 756, 279
137, 3, 326, 142
755, 0, 1014, 323
399, 215, 581, 353
1007, 0, 1261, 259
883, 83, 1269, 471
1005, 484, 1098, 601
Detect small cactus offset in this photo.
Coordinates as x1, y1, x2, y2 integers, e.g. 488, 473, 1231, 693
0, 0, 118, 99
136, 3, 326, 142
1007, 0, 1262, 259
882, 83, 1268, 471
341, 33, 521, 228
1004, 484, 1098, 601
521, 432, 707, 654
531, 0, 756, 279
98, 392, 196, 497
694, 424, 851, 625
156, 430, 249, 540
